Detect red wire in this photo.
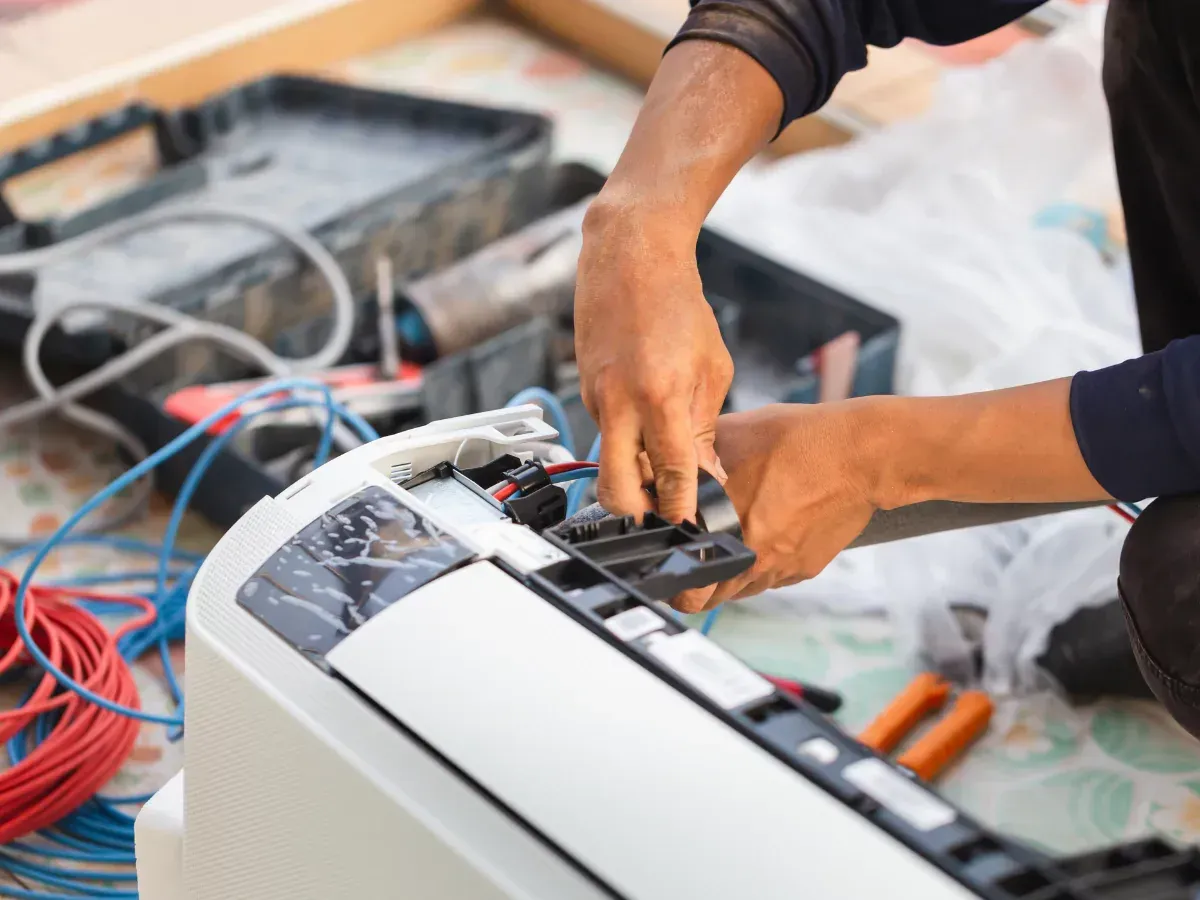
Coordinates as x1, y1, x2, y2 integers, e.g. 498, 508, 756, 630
1109, 504, 1137, 524
0, 568, 151, 844
493, 461, 598, 503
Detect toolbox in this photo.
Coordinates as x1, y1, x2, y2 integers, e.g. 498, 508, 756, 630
0, 75, 554, 391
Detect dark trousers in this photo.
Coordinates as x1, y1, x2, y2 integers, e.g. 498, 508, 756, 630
1120, 498, 1200, 739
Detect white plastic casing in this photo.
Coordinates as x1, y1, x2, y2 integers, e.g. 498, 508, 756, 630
134, 772, 185, 900
136, 406, 974, 899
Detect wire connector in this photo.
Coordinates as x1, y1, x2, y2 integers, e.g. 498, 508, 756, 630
503, 485, 568, 530
503, 461, 553, 496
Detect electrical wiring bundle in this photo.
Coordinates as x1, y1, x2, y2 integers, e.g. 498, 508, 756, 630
0, 379, 389, 898
0, 570, 148, 845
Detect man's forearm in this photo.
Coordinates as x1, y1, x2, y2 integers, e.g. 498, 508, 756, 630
853, 379, 1112, 509
584, 41, 782, 241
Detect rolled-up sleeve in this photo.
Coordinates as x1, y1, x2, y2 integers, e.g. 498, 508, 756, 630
667, 0, 1045, 130
1070, 337, 1200, 502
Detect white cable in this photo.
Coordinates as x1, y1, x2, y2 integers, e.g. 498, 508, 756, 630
519, 440, 577, 465
0, 203, 362, 545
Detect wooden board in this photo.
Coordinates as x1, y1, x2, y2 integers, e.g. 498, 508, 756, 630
0, 0, 481, 153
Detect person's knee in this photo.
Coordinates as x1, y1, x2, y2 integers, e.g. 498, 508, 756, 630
1119, 495, 1200, 738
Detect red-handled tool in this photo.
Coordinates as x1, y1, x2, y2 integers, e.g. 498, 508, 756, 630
162, 362, 423, 435
759, 674, 844, 714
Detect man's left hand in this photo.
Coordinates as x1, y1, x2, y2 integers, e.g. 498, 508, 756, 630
672, 402, 880, 613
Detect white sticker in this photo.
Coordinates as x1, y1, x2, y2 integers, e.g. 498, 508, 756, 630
842, 759, 956, 833
468, 523, 569, 572
647, 631, 774, 710
604, 607, 665, 642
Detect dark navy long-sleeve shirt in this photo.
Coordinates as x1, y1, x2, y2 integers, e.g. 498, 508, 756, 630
670, 0, 1200, 503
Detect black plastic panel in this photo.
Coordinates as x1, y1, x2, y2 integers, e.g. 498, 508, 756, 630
548, 511, 754, 601
238, 485, 475, 658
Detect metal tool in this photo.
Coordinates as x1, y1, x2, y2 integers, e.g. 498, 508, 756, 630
399, 195, 593, 359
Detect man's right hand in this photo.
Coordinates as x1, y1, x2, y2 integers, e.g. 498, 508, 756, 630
575, 200, 734, 523
570, 39, 784, 523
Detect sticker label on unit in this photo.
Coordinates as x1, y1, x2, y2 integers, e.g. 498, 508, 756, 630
468, 521, 569, 571
841, 759, 957, 833
647, 630, 774, 710
604, 607, 665, 642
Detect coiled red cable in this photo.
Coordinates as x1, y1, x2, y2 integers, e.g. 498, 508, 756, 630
0, 568, 153, 844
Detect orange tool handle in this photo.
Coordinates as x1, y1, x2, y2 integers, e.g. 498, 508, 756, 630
858, 673, 951, 754
896, 690, 994, 781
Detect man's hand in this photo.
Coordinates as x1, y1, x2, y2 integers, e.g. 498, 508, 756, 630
573, 40, 784, 523
575, 207, 733, 523
672, 403, 878, 612
672, 379, 1112, 613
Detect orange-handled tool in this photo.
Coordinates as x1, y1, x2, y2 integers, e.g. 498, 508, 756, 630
858, 673, 951, 754
896, 690, 994, 781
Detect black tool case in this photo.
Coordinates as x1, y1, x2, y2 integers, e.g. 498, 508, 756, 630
0, 75, 554, 391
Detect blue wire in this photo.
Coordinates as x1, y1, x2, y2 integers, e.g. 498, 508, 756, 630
699, 607, 722, 636
0, 853, 137, 888
0, 886, 131, 900
505, 388, 575, 458
0, 386, 375, 894
505, 467, 598, 500
6, 843, 131, 865
552, 469, 597, 484
567, 433, 602, 516
0, 537, 203, 571
45, 570, 190, 589
10, 378, 375, 725
0, 386, 382, 895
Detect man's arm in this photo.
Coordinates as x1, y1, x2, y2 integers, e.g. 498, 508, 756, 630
670, 0, 1045, 132
862, 379, 1112, 510
678, 339, 1200, 611
843, 338, 1200, 509
576, 40, 780, 523
579, 0, 1045, 525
